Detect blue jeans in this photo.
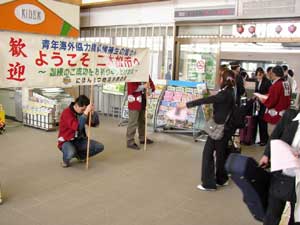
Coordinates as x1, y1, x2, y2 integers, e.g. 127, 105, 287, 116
61, 138, 104, 164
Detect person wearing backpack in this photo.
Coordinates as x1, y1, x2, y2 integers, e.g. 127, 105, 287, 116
177, 69, 236, 191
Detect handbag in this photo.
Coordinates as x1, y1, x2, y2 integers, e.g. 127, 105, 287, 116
204, 119, 225, 140
269, 172, 296, 202
204, 106, 233, 140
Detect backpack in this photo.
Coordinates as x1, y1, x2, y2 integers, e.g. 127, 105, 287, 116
227, 104, 245, 130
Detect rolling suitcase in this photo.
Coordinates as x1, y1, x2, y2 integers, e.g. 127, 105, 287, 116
240, 115, 255, 145
225, 153, 270, 222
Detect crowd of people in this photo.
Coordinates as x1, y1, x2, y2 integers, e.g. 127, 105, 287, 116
55, 62, 299, 225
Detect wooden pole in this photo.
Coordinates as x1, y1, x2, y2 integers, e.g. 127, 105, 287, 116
144, 87, 148, 151
86, 84, 94, 169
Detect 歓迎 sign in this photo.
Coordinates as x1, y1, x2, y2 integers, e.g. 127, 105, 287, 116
0, 31, 150, 88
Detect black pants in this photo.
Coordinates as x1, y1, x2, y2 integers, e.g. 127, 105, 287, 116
201, 134, 230, 189
253, 115, 269, 144
264, 174, 299, 225
264, 196, 299, 225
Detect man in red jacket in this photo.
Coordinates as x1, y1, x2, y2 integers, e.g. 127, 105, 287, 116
126, 77, 155, 150
260, 65, 291, 134
58, 95, 104, 167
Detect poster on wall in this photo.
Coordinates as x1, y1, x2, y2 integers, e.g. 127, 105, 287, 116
0, 31, 150, 88
102, 83, 125, 95
186, 53, 216, 88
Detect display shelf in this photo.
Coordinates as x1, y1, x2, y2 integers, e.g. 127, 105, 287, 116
153, 80, 209, 139
23, 88, 73, 131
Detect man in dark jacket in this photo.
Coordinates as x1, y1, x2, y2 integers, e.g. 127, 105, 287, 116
260, 109, 300, 225
253, 67, 272, 145
58, 95, 104, 167
230, 61, 245, 106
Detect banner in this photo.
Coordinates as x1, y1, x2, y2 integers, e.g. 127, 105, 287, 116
0, 31, 150, 88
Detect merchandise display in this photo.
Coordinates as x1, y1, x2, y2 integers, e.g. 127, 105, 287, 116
23, 88, 73, 131
147, 83, 166, 125
154, 80, 210, 136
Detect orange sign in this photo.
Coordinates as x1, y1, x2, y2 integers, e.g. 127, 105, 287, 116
0, 0, 79, 37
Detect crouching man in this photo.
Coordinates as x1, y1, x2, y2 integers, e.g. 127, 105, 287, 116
58, 95, 104, 167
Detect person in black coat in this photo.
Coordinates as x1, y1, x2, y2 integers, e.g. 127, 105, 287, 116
253, 67, 272, 146
178, 69, 235, 191
260, 109, 300, 225
230, 61, 245, 106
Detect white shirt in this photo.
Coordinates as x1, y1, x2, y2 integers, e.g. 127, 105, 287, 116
291, 113, 300, 222
284, 113, 300, 176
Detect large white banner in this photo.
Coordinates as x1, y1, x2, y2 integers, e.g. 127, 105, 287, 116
0, 31, 150, 88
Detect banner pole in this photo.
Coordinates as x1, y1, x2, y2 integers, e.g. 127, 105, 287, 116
144, 87, 148, 151
86, 83, 94, 169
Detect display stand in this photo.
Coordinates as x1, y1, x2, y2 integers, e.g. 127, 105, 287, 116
153, 80, 209, 139
22, 88, 73, 131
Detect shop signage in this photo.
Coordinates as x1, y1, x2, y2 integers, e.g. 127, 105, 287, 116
238, 0, 300, 19
175, 5, 236, 21
196, 60, 205, 73
0, 31, 150, 88
14, 4, 45, 25
0, 0, 79, 37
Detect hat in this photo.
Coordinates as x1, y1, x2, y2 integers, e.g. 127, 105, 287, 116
229, 61, 240, 67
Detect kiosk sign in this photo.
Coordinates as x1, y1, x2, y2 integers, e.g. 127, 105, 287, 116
14, 4, 45, 25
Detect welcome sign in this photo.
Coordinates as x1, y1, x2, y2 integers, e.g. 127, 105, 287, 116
0, 31, 150, 88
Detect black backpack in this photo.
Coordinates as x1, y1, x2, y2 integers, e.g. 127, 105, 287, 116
227, 104, 245, 130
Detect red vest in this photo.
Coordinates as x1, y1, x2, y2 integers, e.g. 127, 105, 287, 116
263, 79, 291, 124
127, 77, 155, 111
57, 104, 79, 149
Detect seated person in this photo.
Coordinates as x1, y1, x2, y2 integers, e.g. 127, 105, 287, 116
57, 95, 104, 167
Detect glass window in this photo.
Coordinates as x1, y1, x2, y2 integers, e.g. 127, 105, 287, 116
178, 43, 218, 88
80, 25, 174, 80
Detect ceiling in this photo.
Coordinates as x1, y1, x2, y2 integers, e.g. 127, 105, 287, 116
57, 0, 169, 8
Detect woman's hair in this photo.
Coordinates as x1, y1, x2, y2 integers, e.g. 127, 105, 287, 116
266, 66, 273, 73
240, 70, 248, 79
255, 67, 265, 77
220, 69, 235, 88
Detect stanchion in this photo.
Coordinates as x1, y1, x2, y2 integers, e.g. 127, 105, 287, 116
86, 84, 94, 169
144, 87, 148, 151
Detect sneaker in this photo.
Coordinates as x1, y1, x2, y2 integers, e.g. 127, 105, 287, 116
61, 161, 70, 168
75, 155, 86, 163
140, 139, 154, 144
197, 184, 216, 191
216, 181, 229, 187
127, 143, 140, 150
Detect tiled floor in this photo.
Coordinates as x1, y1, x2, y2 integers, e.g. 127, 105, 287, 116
0, 117, 264, 225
